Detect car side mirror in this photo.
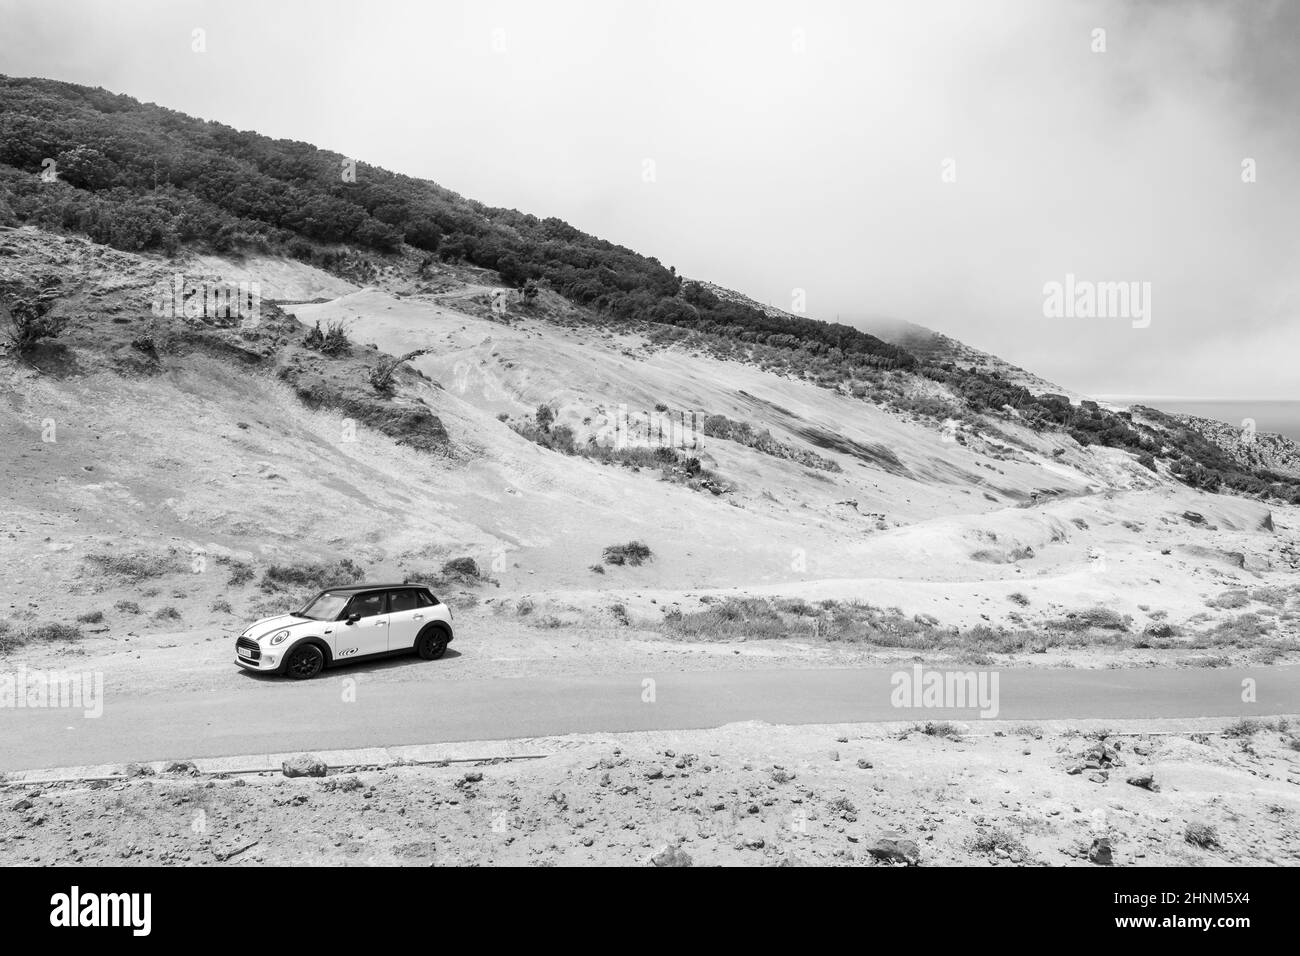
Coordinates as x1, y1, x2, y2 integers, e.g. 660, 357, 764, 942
344, 613, 361, 625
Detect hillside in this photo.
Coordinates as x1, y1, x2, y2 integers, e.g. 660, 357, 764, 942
1, 78, 1299, 685
1163, 412, 1300, 481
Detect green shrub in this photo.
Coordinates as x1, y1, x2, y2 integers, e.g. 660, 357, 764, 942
602, 541, 652, 566
85, 549, 183, 581
260, 558, 365, 593
1184, 821, 1219, 849
26, 622, 83, 642
303, 318, 351, 356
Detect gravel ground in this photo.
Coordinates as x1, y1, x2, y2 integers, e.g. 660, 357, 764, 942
4, 718, 1298, 866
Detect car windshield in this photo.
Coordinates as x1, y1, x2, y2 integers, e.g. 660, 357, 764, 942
296, 591, 351, 621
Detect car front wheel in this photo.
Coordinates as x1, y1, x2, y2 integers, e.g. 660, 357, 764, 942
416, 627, 449, 661
285, 643, 325, 679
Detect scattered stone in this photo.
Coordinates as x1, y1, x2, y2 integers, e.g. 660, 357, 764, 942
856, 759, 873, 770
1074, 740, 1124, 771
461, 771, 484, 784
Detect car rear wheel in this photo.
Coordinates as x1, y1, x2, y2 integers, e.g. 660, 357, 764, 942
285, 643, 325, 679
417, 627, 449, 660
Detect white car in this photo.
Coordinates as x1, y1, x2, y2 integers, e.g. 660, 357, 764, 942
235, 583, 454, 679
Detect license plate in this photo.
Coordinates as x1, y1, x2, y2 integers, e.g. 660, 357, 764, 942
238, 647, 254, 659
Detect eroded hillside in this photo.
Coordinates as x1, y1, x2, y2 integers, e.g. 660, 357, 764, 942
2, 223, 1299, 681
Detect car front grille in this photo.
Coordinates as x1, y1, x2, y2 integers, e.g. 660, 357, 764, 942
236, 636, 261, 661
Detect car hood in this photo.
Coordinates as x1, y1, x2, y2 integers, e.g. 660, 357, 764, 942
243, 614, 315, 641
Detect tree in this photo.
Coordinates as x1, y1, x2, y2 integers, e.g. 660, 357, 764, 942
55, 146, 116, 191
535, 404, 554, 431
404, 217, 442, 252
368, 347, 433, 393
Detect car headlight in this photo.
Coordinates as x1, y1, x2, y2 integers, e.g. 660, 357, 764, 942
269, 630, 291, 645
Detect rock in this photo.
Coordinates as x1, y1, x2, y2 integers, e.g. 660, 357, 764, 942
644, 767, 664, 780
1126, 772, 1157, 791
1182, 511, 1205, 524
856, 759, 873, 770
281, 754, 327, 778
1261, 512, 1275, 532
828, 750, 840, 762
10, 798, 33, 811
1079, 740, 1123, 769
1088, 837, 1113, 865
461, 770, 483, 784
867, 831, 921, 866
163, 760, 197, 774
1087, 771, 1109, 784
124, 762, 155, 778
745, 837, 765, 850
651, 844, 693, 867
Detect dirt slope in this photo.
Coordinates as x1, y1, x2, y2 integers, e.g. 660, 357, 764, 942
1, 225, 1298, 674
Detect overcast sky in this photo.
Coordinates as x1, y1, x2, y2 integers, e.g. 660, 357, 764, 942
2, 0, 1296, 398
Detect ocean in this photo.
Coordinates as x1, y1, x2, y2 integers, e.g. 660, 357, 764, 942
1102, 399, 1300, 443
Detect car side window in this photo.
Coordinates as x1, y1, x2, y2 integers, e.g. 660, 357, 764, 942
341, 592, 385, 619
387, 589, 421, 613
412, 589, 434, 608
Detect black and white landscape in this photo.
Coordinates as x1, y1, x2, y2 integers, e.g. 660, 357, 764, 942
1, 1, 1298, 876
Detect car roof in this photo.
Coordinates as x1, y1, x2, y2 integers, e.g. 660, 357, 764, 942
319, 582, 433, 595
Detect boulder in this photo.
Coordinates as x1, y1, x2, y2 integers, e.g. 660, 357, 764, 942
651, 844, 693, 867
1126, 771, 1157, 791
281, 754, 327, 778
1088, 837, 1113, 865
867, 831, 921, 866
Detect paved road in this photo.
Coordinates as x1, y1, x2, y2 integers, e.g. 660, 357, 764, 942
2, 664, 1297, 772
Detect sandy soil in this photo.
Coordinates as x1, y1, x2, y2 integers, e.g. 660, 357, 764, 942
4, 718, 1298, 866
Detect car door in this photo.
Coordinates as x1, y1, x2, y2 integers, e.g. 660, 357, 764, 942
335, 591, 389, 660
384, 588, 428, 652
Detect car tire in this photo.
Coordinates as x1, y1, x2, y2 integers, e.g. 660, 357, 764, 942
285, 642, 325, 679
416, 626, 449, 661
